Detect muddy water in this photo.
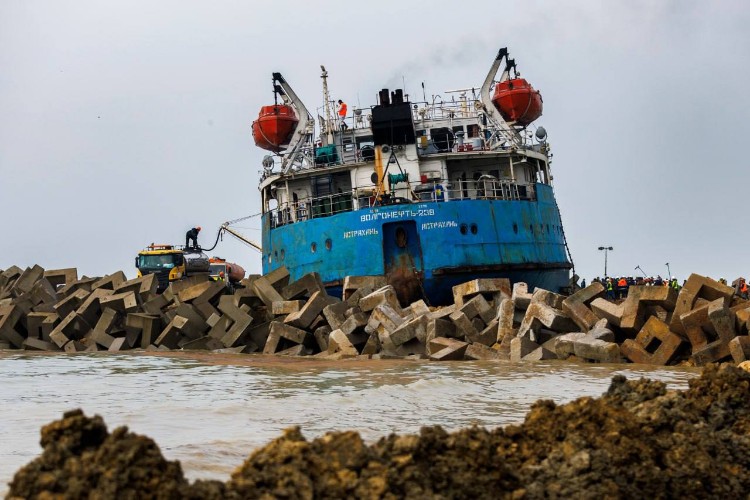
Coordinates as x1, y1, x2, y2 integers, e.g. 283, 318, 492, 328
0, 352, 698, 493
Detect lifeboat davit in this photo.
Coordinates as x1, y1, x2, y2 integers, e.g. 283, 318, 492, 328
491, 78, 543, 126
252, 104, 298, 152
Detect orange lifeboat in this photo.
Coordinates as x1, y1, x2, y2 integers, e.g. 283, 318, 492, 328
491, 78, 543, 126
252, 104, 298, 152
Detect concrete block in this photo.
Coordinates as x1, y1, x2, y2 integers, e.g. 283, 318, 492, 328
729, 336, 750, 363
736, 307, 750, 334
177, 281, 215, 303
30, 279, 59, 307
114, 273, 157, 302
125, 313, 160, 348
531, 288, 565, 310
522, 346, 556, 362
142, 294, 170, 315
460, 294, 495, 324
669, 274, 734, 337
342, 275, 387, 301
23, 337, 58, 351
108, 337, 127, 352
452, 278, 511, 307
428, 304, 456, 320
182, 336, 225, 351
512, 283, 533, 310
283, 290, 327, 330
553, 331, 587, 359
56, 277, 97, 298
245, 322, 271, 351
344, 286, 374, 307
359, 285, 402, 313
449, 310, 480, 339
272, 300, 305, 315
573, 337, 622, 363
618, 286, 678, 333
389, 316, 422, 346
322, 302, 349, 330
270, 321, 313, 346
154, 319, 185, 349
193, 301, 220, 321
91, 271, 126, 291
53, 289, 90, 319
464, 342, 503, 360
369, 304, 404, 334
252, 276, 285, 308
218, 295, 254, 347
64, 340, 87, 353
282, 272, 326, 300
26, 312, 59, 340
339, 311, 369, 336
360, 334, 381, 355
510, 336, 540, 362
328, 329, 359, 357
562, 282, 605, 331
314, 325, 332, 352
469, 318, 499, 347
276, 344, 311, 356
403, 299, 430, 319
174, 304, 209, 335
497, 298, 515, 342
425, 318, 456, 344
43, 268, 78, 289
621, 317, 684, 365
590, 298, 624, 327
11, 265, 45, 295
75, 288, 113, 326
588, 319, 615, 342
90, 328, 115, 349
518, 302, 577, 337
99, 291, 138, 313
428, 337, 469, 360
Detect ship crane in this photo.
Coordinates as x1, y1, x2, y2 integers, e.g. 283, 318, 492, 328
478, 47, 524, 149
218, 224, 262, 253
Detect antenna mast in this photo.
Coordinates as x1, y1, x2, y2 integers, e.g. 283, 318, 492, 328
321, 65, 333, 143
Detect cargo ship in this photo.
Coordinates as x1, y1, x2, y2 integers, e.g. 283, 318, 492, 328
251, 47, 573, 305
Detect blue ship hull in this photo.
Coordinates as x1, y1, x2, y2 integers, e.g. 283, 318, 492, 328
261, 183, 571, 305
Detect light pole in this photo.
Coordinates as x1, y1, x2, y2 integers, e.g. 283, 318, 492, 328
598, 246, 613, 278
665, 262, 671, 279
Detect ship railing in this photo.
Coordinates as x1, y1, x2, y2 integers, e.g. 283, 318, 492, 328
267, 179, 536, 228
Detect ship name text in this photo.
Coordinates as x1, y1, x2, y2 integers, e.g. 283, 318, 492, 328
360, 209, 435, 222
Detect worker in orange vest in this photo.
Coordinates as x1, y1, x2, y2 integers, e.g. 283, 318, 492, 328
739, 278, 748, 300
617, 277, 628, 299
337, 100, 348, 130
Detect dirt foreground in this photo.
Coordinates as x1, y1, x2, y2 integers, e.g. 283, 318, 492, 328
8, 363, 750, 499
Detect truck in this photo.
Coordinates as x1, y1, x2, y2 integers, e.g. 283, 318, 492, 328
208, 256, 246, 292
135, 244, 210, 292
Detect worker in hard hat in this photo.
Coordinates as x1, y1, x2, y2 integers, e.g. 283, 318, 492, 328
669, 276, 680, 291
337, 99, 348, 130
186, 226, 201, 249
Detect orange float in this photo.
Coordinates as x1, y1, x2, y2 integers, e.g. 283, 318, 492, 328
252, 104, 298, 152
491, 78, 543, 126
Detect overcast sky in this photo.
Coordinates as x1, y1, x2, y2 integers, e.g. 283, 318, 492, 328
1, 0, 748, 283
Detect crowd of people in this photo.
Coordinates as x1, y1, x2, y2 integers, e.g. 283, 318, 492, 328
581, 275, 748, 301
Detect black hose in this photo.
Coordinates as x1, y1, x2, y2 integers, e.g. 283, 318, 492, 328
200, 228, 223, 252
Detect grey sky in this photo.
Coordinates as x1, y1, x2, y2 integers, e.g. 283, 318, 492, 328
1, 0, 748, 282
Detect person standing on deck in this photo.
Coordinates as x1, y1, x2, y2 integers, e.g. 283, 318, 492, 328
185, 226, 201, 249
337, 100, 348, 130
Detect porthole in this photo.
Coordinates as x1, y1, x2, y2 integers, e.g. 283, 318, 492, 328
311, 242, 317, 253
325, 238, 332, 250
529, 224, 534, 233
267, 254, 271, 264
280, 249, 285, 261
460, 224, 468, 235
274, 250, 278, 258
513, 223, 518, 234
546, 224, 550, 234
470, 223, 478, 234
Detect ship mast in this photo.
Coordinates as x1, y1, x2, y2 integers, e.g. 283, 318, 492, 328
320, 65, 334, 143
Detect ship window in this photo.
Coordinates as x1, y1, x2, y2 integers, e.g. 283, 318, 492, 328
267, 254, 271, 264
460, 224, 468, 235
470, 224, 478, 235
311, 242, 317, 253
529, 224, 534, 233
467, 124, 480, 138
546, 224, 550, 234
325, 238, 332, 250
513, 223, 518, 234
